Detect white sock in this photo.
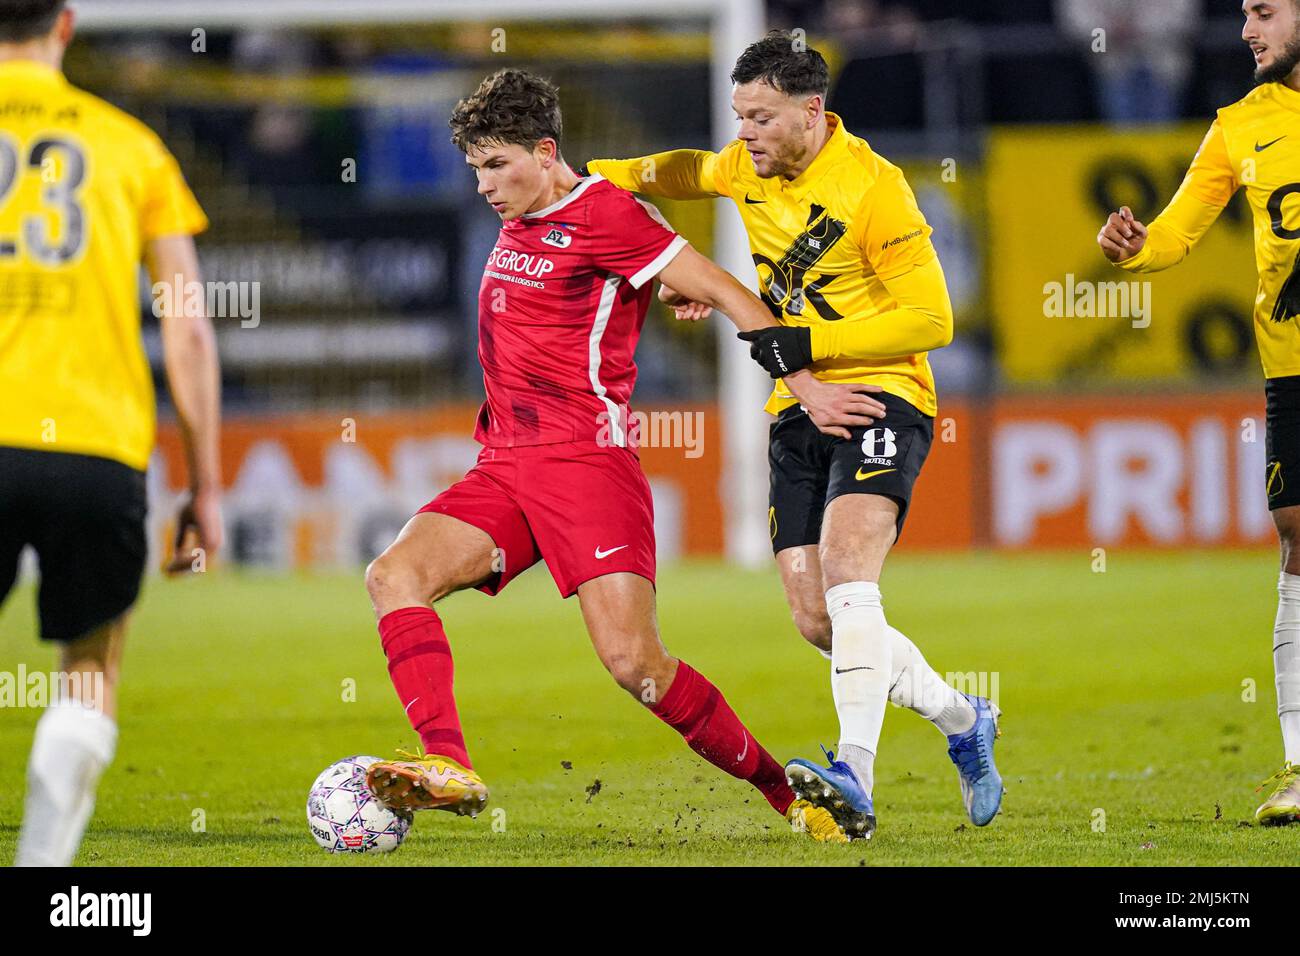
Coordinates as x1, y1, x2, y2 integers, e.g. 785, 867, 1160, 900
1276, 572, 1300, 764
827, 582, 891, 794
837, 742, 875, 795
886, 625, 976, 736
813, 619, 975, 737
15, 699, 117, 867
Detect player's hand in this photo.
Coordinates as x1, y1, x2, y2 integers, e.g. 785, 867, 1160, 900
658, 283, 713, 322
164, 487, 223, 576
784, 370, 888, 440
1098, 206, 1148, 263
738, 326, 814, 377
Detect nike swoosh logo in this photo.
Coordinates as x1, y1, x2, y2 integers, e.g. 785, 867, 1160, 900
834, 666, 874, 674
404, 697, 420, 714
744, 193, 765, 204
736, 733, 750, 763
855, 467, 896, 481
594, 545, 629, 559
1257, 136, 1287, 152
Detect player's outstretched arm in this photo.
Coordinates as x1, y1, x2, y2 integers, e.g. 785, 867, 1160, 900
656, 242, 778, 333
741, 256, 954, 373
1099, 118, 1236, 272
659, 281, 713, 321
147, 235, 224, 574
734, 158, 952, 375
1097, 200, 1221, 272
587, 149, 723, 200
656, 243, 886, 435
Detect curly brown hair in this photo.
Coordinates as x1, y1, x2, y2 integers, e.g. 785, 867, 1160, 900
449, 69, 564, 153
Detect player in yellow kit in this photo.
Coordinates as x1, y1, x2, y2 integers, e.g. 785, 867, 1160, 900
587, 32, 1004, 839
1100, 0, 1300, 825
0, 1, 222, 865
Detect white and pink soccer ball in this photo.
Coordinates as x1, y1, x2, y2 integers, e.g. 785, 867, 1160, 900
307, 756, 412, 854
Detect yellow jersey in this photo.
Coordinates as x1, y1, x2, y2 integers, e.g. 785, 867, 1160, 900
0, 59, 208, 471
1118, 81, 1300, 380
589, 112, 952, 416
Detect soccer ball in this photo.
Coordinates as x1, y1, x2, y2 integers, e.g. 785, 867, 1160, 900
307, 755, 412, 854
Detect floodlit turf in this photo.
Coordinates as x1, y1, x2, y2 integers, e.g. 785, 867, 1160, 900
1, 551, 1296, 866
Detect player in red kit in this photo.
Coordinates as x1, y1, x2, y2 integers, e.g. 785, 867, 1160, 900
362, 70, 883, 843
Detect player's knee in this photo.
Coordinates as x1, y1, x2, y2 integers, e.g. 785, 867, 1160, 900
818, 514, 894, 582
364, 554, 396, 602
365, 553, 437, 610
601, 650, 645, 694
791, 607, 832, 652
599, 645, 666, 699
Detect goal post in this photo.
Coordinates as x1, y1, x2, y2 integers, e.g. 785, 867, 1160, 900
76, 0, 772, 567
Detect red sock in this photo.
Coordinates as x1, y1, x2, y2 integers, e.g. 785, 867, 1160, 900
378, 606, 471, 769
652, 661, 795, 815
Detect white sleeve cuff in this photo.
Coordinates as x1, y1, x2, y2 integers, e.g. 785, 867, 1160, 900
628, 234, 688, 290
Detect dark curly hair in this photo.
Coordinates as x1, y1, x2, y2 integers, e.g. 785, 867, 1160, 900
730, 30, 830, 99
449, 69, 564, 153
0, 0, 64, 43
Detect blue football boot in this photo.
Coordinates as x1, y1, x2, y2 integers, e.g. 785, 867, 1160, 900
946, 693, 1003, 826
785, 747, 876, 840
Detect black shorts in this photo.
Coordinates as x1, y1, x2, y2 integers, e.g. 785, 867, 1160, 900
0, 446, 148, 642
768, 392, 934, 553
1267, 376, 1300, 511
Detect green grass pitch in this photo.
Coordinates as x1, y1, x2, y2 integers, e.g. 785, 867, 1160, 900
0, 550, 1296, 866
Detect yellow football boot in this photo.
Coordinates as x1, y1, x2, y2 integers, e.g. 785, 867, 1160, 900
366, 748, 489, 817
787, 798, 850, 844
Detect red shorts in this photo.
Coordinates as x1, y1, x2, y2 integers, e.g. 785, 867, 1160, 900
418, 440, 656, 598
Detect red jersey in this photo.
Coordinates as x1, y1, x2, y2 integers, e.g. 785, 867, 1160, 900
473, 174, 687, 448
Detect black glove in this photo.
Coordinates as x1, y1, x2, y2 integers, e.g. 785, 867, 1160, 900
737, 326, 814, 378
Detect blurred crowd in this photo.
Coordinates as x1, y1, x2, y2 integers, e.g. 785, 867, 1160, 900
68, 1, 1255, 411
777, 0, 1224, 125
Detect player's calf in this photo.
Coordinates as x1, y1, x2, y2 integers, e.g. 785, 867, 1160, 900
15, 699, 118, 866
777, 546, 834, 656
1272, 507, 1300, 768
578, 573, 803, 823
816, 507, 897, 790
16, 619, 124, 867
368, 515, 498, 790
1274, 506, 1300, 575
